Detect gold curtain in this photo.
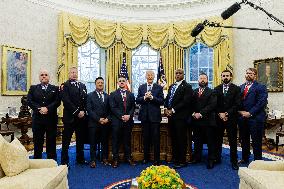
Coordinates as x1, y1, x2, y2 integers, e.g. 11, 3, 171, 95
57, 12, 233, 93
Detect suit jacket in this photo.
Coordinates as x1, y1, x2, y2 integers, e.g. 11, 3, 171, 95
239, 81, 268, 123
214, 83, 241, 122
136, 83, 164, 123
27, 84, 60, 125
109, 89, 135, 127
62, 80, 87, 124
192, 87, 217, 127
87, 91, 111, 128
164, 80, 193, 120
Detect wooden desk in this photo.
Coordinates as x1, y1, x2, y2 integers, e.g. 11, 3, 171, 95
1, 116, 32, 144
108, 120, 192, 162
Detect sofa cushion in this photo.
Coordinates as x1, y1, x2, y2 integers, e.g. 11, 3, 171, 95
0, 136, 29, 176
239, 167, 284, 189
0, 165, 68, 189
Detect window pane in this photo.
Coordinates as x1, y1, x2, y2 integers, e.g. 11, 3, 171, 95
131, 44, 158, 96
190, 69, 198, 81
78, 40, 100, 93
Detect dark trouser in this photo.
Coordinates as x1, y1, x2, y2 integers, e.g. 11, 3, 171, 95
33, 122, 57, 160
169, 119, 187, 164
89, 124, 110, 161
112, 123, 133, 161
239, 118, 264, 160
216, 119, 238, 163
142, 121, 160, 162
192, 125, 217, 161
61, 118, 86, 164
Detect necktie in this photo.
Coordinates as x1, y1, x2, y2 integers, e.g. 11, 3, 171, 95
147, 84, 152, 92
121, 91, 127, 113
41, 85, 47, 90
198, 87, 204, 97
243, 83, 251, 99
223, 84, 229, 96
98, 92, 104, 103
168, 84, 177, 107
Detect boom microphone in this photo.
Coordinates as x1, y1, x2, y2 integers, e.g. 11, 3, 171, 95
191, 23, 205, 37
221, 2, 242, 20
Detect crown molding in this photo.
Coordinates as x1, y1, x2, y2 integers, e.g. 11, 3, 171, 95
25, 0, 273, 23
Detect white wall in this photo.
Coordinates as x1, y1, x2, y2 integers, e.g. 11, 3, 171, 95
0, 0, 59, 114
232, 0, 284, 112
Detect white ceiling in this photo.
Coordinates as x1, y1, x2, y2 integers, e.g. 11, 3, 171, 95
26, 0, 272, 22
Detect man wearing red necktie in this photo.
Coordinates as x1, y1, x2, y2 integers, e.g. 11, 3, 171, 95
238, 68, 268, 164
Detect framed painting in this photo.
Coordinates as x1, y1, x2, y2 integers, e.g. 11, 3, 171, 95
1, 45, 31, 95
254, 57, 283, 92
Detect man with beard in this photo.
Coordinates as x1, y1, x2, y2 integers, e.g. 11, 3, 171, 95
164, 68, 193, 169
136, 70, 164, 165
238, 68, 268, 164
214, 70, 241, 170
191, 73, 217, 169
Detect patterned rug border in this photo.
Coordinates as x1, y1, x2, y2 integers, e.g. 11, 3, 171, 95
104, 178, 198, 189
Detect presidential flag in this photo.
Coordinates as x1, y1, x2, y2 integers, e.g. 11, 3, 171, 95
119, 52, 131, 91
157, 56, 167, 88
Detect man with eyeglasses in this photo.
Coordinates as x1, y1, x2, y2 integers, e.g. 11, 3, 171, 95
164, 68, 194, 169
27, 69, 60, 160
61, 67, 88, 167
136, 70, 164, 165
109, 75, 136, 168
238, 68, 268, 164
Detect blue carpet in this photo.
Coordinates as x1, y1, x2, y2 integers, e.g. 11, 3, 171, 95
35, 145, 278, 189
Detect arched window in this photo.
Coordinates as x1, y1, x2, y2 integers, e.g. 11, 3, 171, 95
185, 42, 214, 89
131, 44, 159, 96
78, 40, 106, 93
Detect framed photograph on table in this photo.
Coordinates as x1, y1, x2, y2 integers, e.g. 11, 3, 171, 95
254, 57, 283, 92
1, 45, 31, 95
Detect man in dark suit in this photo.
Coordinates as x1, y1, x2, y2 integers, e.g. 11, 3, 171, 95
136, 70, 164, 165
109, 75, 136, 168
61, 67, 88, 166
164, 68, 193, 168
191, 73, 217, 169
238, 68, 268, 164
214, 70, 241, 170
27, 69, 60, 160
87, 77, 111, 168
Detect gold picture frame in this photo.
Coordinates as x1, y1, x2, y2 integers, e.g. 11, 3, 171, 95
1, 45, 31, 95
254, 57, 283, 92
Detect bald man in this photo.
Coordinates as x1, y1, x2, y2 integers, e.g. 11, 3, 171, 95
27, 69, 60, 160
136, 70, 164, 165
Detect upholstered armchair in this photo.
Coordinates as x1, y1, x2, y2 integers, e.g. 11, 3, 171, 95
238, 160, 284, 189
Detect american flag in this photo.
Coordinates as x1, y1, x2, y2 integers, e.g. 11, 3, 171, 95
119, 52, 131, 91
157, 56, 167, 88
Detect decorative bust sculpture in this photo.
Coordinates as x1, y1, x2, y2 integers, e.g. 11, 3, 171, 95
18, 95, 31, 118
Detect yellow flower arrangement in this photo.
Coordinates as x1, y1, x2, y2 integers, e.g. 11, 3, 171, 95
136, 165, 185, 189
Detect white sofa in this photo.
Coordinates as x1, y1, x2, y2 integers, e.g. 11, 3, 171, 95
238, 160, 284, 189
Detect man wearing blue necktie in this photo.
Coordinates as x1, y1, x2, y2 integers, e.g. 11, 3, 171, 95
27, 69, 60, 160
238, 68, 268, 164
109, 75, 136, 168
136, 70, 164, 165
164, 68, 194, 168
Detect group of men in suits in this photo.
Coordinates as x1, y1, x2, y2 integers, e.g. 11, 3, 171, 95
27, 66, 267, 171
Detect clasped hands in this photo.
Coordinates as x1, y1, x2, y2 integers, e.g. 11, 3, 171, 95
164, 109, 173, 117
238, 111, 251, 118
218, 112, 228, 122
121, 115, 130, 122
192, 112, 202, 120
38, 107, 48, 114
144, 92, 153, 101
99, 118, 109, 125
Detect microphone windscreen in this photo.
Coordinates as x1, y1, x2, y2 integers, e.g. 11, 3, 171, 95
221, 2, 241, 20
191, 23, 205, 37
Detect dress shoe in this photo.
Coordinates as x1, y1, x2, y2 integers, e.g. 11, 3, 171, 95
142, 159, 149, 164
76, 159, 88, 165
112, 160, 118, 168
102, 159, 110, 166
173, 163, 187, 169
189, 159, 201, 164
238, 159, 249, 165
153, 161, 160, 166
90, 161, 96, 168
127, 159, 136, 166
206, 160, 214, 169
231, 162, 239, 170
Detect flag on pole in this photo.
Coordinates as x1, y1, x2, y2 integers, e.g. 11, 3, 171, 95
157, 56, 167, 89
119, 52, 131, 91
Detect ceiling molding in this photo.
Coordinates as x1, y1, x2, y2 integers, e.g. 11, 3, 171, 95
25, 0, 273, 23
